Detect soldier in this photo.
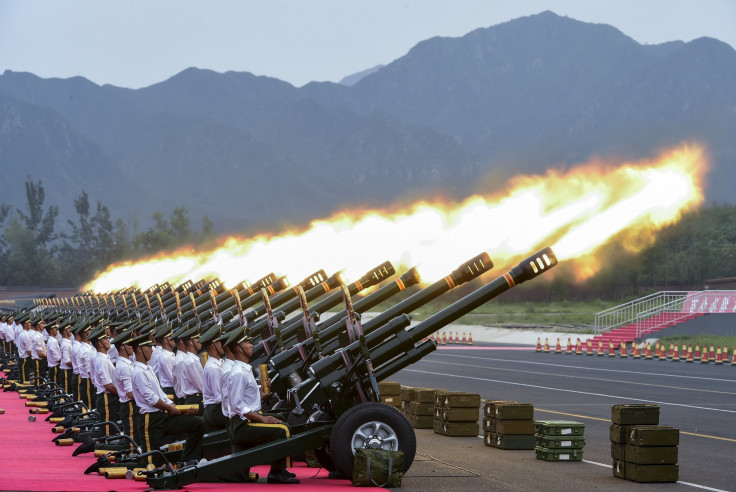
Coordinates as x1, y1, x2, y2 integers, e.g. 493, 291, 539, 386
178, 325, 204, 412
45, 322, 61, 384
58, 323, 73, 395
131, 332, 204, 466
30, 318, 48, 383
17, 319, 33, 383
200, 326, 227, 432
71, 325, 83, 401
112, 329, 139, 444
107, 323, 120, 364
223, 327, 299, 484
152, 325, 176, 398
78, 324, 96, 409
90, 325, 119, 435
172, 329, 188, 404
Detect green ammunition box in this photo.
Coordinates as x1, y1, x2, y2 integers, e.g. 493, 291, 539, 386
380, 395, 401, 407
434, 390, 448, 407
439, 392, 481, 408
492, 402, 534, 420
495, 419, 535, 435
609, 424, 630, 444
534, 446, 583, 462
625, 445, 678, 465
409, 401, 435, 416
435, 421, 479, 437
624, 463, 679, 483
400, 386, 416, 401
377, 381, 401, 396
483, 417, 495, 432
408, 414, 434, 429
486, 432, 536, 450
415, 388, 440, 403
612, 459, 626, 478
610, 443, 626, 461
433, 417, 442, 433
534, 420, 585, 437
536, 434, 585, 449
611, 404, 660, 425
440, 407, 479, 422
627, 426, 679, 447
483, 400, 517, 417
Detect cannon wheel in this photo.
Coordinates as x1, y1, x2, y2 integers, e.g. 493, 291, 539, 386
329, 402, 416, 478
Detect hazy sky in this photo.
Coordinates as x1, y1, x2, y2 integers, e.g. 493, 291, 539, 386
1, 0, 734, 89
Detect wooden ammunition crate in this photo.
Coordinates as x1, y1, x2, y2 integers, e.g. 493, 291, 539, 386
609, 424, 630, 444
484, 432, 535, 450
490, 402, 534, 420
380, 395, 402, 407
536, 434, 585, 450
408, 414, 434, 429
625, 445, 678, 465
435, 406, 479, 422
624, 463, 679, 483
415, 388, 441, 403
535, 420, 585, 437
436, 392, 481, 408
627, 426, 679, 447
400, 386, 416, 401
491, 418, 535, 435
377, 381, 401, 396
434, 420, 479, 437
534, 446, 583, 462
483, 400, 517, 417
409, 401, 434, 416
611, 404, 660, 425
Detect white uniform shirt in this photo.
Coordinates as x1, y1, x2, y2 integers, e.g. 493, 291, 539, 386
31, 330, 46, 360
71, 339, 81, 374
180, 352, 204, 396
94, 351, 116, 394
114, 357, 135, 403
132, 362, 172, 414
60, 338, 73, 370
225, 360, 262, 420
107, 344, 119, 365
173, 350, 186, 398
17, 330, 32, 358
149, 346, 161, 375
79, 343, 93, 378
46, 336, 61, 367
202, 357, 223, 406
220, 359, 234, 417
157, 349, 175, 388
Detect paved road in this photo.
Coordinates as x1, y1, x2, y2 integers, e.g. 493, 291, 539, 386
388, 343, 736, 491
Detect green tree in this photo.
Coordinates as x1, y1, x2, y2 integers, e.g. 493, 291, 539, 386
16, 179, 58, 255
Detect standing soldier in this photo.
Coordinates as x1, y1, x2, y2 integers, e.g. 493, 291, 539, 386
58, 323, 73, 395
90, 325, 119, 435
29, 319, 47, 383
179, 326, 204, 413
200, 326, 227, 432
78, 324, 95, 409
45, 322, 61, 384
152, 325, 176, 399
112, 329, 139, 444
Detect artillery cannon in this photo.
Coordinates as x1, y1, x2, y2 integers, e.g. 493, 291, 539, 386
145, 246, 558, 489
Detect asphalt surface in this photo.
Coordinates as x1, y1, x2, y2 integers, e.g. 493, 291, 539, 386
388, 343, 736, 491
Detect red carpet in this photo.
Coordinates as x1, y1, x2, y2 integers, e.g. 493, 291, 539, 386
0, 372, 378, 492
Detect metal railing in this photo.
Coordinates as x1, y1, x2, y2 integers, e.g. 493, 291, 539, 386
594, 290, 736, 339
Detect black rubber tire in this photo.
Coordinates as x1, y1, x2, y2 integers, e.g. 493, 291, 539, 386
329, 402, 416, 478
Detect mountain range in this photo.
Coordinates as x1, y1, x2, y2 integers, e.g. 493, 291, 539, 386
1, 11, 734, 234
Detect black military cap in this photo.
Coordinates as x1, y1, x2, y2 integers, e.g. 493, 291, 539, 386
130, 332, 155, 348
111, 328, 134, 346
223, 326, 253, 348
88, 325, 109, 342
199, 325, 222, 346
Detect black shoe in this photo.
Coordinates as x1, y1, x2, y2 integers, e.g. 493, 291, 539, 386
267, 470, 300, 484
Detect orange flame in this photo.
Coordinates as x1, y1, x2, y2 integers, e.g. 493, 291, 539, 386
85, 143, 707, 292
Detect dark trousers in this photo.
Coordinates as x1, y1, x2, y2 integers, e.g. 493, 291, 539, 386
48, 365, 59, 385
79, 377, 94, 409
227, 416, 291, 475
32, 358, 47, 383
140, 411, 204, 465
59, 368, 72, 395
72, 373, 79, 401
95, 392, 120, 435
119, 400, 140, 445
20, 357, 31, 383
203, 403, 228, 433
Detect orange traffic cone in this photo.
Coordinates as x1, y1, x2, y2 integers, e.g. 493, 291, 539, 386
723, 345, 729, 362
597, 340, 605, 356
461, 332, 467, 344
632, 342, 640, 358
536, 337, 542, 352
555, 338, 562, 353
659, 345, 667, 360
671, 345, 680, 361
586, 339, 593, 355
608, 340, 615, 357
566, 338, 573, 354
645, 342, 653, 360
441, 332, 447, 345
694, 344, 701, 359
701, 348, 709, 364
654, 341, 661, 359
455, 332, 460, 344
619, 342, 627, 357
681, 345, 688, 358
709, 345, 715, 360
544, 338, 550, 353
686, 345, 694, 362
576, 338, 582, 354
715, 347, 723, 365
668, 343, 674, 358
468, 332, 473, 345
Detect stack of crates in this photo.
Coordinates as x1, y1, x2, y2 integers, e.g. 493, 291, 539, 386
610, 404, 679, 483
483, 401, 536, 449
534, 420, 585, 461
377, 381, 402, 410
401, 386, 437, 429
433, 391, 481, 437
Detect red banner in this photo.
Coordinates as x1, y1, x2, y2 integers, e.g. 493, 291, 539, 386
681, 292, 736, 314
